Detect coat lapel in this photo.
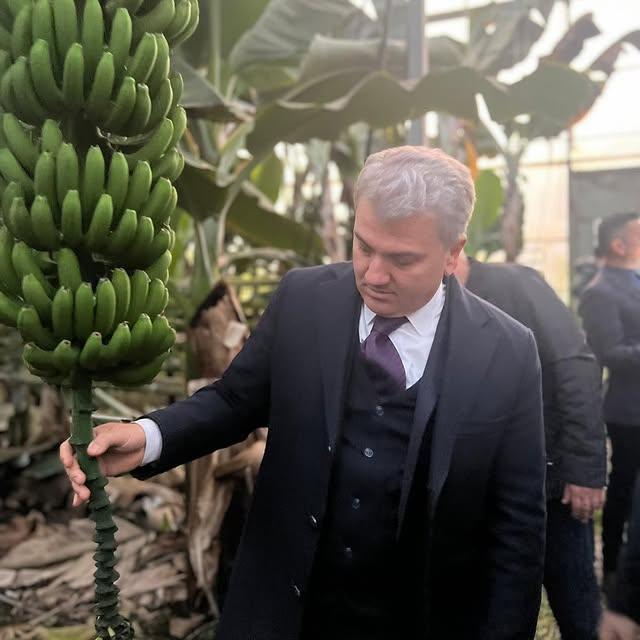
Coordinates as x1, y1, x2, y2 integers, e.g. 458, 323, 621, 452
316, 267, 361, 448
426, 277, 498, 519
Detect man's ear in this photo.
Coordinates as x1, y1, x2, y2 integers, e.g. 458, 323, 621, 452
444, 237, 467, 275
611, 237, 626, 258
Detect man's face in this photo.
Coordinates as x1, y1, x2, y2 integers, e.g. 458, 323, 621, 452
352, 199, 465, 317
617, 219, 640, 269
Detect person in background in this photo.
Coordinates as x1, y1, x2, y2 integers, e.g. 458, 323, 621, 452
455, 253, 606, 639
579, 212, 640, 596
599, 475, 640, 640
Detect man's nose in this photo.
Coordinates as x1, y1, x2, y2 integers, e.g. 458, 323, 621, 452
364, 256, 390, 285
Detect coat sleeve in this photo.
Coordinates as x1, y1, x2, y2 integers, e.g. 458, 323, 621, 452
134, 272, 292, 478
483, 330, 546, 640
516, 270, 606, 490
579, 287, 640, 372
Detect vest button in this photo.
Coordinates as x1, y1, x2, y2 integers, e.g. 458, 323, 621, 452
344, 546, 353, 559
363, 447, 374, 458
352, 497, 361, 510
375, 405, 384, 416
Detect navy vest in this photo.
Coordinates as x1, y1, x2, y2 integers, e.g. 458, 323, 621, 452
301, 343, 431, 639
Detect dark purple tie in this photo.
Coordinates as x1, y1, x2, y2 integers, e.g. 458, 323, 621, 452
361, 315, 408, 396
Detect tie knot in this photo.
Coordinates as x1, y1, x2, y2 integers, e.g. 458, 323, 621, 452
372, 315, 407, 336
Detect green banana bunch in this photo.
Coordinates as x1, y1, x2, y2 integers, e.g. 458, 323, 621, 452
0, 3, 197, 637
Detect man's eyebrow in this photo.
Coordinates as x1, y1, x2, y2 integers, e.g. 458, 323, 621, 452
354, 231, 419, 260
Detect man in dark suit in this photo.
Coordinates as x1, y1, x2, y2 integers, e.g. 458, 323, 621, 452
456, 253, 606, 639
60, 147, 546, 639
579, 212, 640, 593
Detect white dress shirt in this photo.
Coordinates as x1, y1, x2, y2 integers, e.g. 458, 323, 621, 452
138, 282, 446, 466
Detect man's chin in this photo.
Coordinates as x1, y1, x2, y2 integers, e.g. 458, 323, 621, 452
363, 292, 398, 315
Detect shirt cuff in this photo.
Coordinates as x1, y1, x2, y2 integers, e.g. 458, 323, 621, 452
136, 418, 163, 466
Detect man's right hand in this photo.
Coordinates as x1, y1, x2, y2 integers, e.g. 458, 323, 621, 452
59, 421, 147, 507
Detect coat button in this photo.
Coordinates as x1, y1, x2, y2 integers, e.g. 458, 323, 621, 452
327, 445, 332, 453
292, 583, 302, 598
352, 497, 361, 510
309, 514, 319, 528
363, 447, 374, 458
375, 405, 384, 417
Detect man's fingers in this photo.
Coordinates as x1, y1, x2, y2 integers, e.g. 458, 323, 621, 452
59, 439, 76, 468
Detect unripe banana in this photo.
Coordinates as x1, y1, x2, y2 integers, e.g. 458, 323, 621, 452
0, 147, 35, 198
145, 77, 173, 131
18, 306, 57, 349
0, 226, 22, 296
146, 226, 172, 265
145, 250, 172, 284
105, 207, 137, 256
62, 43, 85, 112
146, 34, 170, 96
33, 151, 59, 222
60, 190, 84, 247
106, 151, 129, 220
127, 32, 158, 85
79, 331, 102, 370
56, 143, 79, 210
168, 71, 183, 109
22, 273, 52, 325
99, 321, 130, 367
102, 76, 137, 134
52, 339, 79, 372
125, 83, 152, 133
126, 269, 149, 324
124, 117, 173, 168
32, 0, 59, 74
108, 8, 133, 82
0, 22, 10, 50
53, 0, 78, 62
56, 247, 83, 293
40, 120, 63, 154
156, 184, 178, 227
0, 289, 21, 327
151, 149, 183, 182
132, 0, 175, 44
30, 195, 61, 250
74, 282, 95, 341
8, 197, 39, 247
29, 39, 65, 114
164, 0, 191, 44
12, 57, 49, 125
86, 52, 116, 123
94, 278, 116, 337
123, 160, 152, 212
2, 113, 39, 174
104, 0, 144, 16
147, 314, 175, 355
51, 286, 74, 339
172, 0, 199, 47
127, 312, 152, 360
12, 241, 55, 297
139, 177, 172, 224
11, 3, 33, 60
168, 105, 187, 148
81, 0, 105, 82
127, 215, 154, 266
144, 278, 167, 319
81, 146, 105, 215
83, 193, 114, 252
111, 268, 131, 326
23, 342, 58, 371
104, 351, 169, 386
1, 180, 24, 218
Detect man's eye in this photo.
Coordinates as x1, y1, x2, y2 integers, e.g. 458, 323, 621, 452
360, 243, 372, 254
394, 257, 415, 267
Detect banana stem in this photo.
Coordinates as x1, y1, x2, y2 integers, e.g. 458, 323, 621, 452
70, 378, 134, 640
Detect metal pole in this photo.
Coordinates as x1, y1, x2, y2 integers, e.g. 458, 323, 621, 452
407, 0, 428, 145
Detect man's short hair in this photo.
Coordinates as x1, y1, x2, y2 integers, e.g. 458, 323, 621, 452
354, 146, 476, 247
596, 212, 640, 256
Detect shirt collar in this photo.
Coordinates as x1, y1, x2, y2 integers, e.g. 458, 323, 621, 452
363, 281, 445, 337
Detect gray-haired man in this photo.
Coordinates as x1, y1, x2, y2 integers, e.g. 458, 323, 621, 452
61, 147, 546, 639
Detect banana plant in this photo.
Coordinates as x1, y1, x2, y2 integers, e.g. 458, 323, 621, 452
0, 0, 198, 637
